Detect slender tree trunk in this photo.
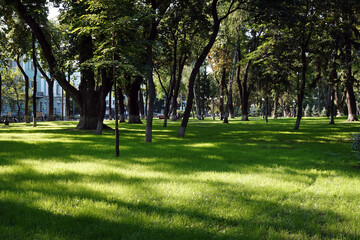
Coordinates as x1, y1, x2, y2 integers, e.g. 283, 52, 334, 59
224, 42, 238, 123
118, 88, 126, 122
145, 44, 155, 142
48, 79, 54, 120
109, 89, 112, 120
294, 45, 308, 130
273, 90, 278, 119
211, 98, 215, 120
345, 34, 358, 121
219, 67, 226, 120
241, 62, 250, 121
16, 57, 30, 123
0, 73, 2, 116
329, 86, 335, 124
171, 55, 187, 121
66, 71, 71, 121
32, 35, 37, 127
335, 86, 345, 116
265, 96, 269, 123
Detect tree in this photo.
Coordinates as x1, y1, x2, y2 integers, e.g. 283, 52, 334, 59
179, 0, 243, 137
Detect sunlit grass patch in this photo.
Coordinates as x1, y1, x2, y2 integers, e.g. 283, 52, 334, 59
0, 117, 359, 239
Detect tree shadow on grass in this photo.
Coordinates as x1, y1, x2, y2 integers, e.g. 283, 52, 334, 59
0, 170, 357, 240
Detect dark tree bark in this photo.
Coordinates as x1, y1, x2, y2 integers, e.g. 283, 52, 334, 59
32, 35, 37, 127
145, 43, 155, 142
178, 0, 240, 137
125, 75, 142, 124
294, 41, 311, 130
272, 91, 278, 119
224, 42, 238, 123
265, 96, 269, 123
241, 61, 250, 121
65, 72, 71, 120
48, 79, 54, 120
335, 86, 346, 116
329, 87, 335, 124
139, 89, 145, 119
171, 54, 187, 121
108, 89, 112, 120
345, 33, 358, 121
16, 57, 30, 123
96, 69, 113, 134
12, 0, 112, 130
0, 73, 2, 116
118, 88, 126, 123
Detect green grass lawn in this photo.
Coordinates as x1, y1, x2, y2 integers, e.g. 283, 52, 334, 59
0, 117, 359, 240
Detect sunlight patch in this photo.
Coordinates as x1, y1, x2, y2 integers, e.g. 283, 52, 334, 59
184, 143, 216, 148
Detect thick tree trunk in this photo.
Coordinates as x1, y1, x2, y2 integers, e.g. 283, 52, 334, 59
126, 76, 142, 124
118, 88, 126, 122
241, 62, 250, 121
13, 0, 112, 130
96, 69, 113, 134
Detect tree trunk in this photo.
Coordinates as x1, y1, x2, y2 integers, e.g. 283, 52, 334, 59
171, 54, 187, 121
345, 33, 358, 121
219, 67, 226, 120
335, 86, 345, 116
16, 57, 30, 123
211, 98, 215, 120
178, 0, 226, 137
241, 61, 250, 121
265, 96, 269, 123
224, 42, 238, 123
48, 79, 54, 121
32, 35, 37, 127
0, 73, 2, 116
145, 44, 155, 142
119, 88, 126, 122
272, 91, 278, 119
139, 89, 145, 119
13, 0, 112, 130
329, 87, 335, 124
108, 89, 112, 120
125, 75, 142, 124
96, 69, 113, 134
294, 44, 308, 130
